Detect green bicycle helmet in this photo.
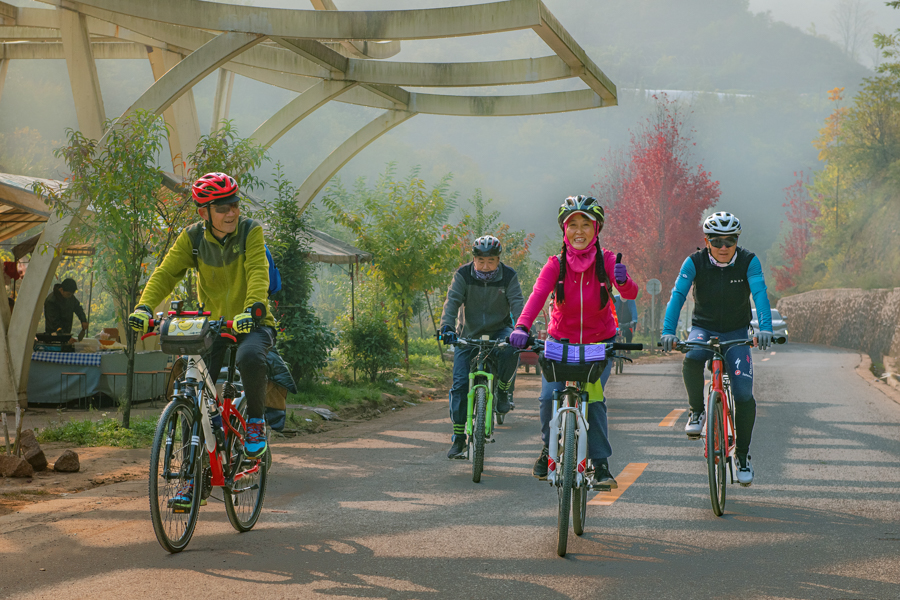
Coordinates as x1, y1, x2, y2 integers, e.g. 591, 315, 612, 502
557, 195, 605, 231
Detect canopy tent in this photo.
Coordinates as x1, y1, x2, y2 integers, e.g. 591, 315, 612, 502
302, 229, 372, 265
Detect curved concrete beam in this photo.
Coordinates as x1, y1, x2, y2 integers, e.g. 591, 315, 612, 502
251, 80, 357, 149
409, 88, 612, 115
308, 0, 400, 59
72, 0, 541, 41
294, 110, 416, 213
120, 31, 263, 122
64, 6, 579, 89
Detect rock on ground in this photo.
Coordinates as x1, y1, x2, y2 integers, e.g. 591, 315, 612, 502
53, 450, 80, 473
18, 429, 48, 471
0, 455, 34, 478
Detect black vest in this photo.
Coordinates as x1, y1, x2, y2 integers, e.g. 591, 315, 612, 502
690, 247, 754, 333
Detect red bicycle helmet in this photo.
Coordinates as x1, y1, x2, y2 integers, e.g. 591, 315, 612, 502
192, 172, 239, 206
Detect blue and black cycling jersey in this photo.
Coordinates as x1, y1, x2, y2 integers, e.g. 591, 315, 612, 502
663, 247, 772, 335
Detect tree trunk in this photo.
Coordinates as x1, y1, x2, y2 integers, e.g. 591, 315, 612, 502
424, 291, 444, 362
401, 299, 410, 370
123, 328, 134, 429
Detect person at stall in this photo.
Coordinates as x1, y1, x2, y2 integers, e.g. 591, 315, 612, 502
43, 278, 88, 337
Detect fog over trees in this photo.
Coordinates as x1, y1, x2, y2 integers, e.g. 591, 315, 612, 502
0, 0, 883, 269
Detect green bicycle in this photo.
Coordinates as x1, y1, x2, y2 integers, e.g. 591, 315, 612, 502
445, 335, 511, 483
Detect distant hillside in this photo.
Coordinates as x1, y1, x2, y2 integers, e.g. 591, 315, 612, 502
565, 0, 872, 92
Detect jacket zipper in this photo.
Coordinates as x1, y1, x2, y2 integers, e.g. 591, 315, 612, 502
579, 272, 584, 344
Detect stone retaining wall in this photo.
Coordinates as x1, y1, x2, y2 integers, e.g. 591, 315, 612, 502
776, 288, 900, 359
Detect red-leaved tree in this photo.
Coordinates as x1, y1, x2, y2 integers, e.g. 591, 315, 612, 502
594, 95, 721, 308
771, 172, 820, 291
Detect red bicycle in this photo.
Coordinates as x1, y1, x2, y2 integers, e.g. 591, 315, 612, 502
143, 301, 269, 552
673, 335, 784, 516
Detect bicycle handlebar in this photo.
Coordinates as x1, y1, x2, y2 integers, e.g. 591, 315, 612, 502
513, 337, 643, 354
659, 336, 787, 353
454, 337, 509, 348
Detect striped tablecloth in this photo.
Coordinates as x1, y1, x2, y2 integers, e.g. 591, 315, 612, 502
31, 351, 102, 368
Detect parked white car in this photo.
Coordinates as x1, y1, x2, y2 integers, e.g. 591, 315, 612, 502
750, 308, 788, 341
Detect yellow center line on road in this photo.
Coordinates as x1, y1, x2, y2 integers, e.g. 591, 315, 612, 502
658, 408, 686, 427
588, 462, 648, 506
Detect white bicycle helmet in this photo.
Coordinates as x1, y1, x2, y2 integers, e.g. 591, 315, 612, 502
703, 212, 741, 236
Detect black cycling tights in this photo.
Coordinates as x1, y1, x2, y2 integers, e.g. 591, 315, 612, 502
683, 358, 755, 457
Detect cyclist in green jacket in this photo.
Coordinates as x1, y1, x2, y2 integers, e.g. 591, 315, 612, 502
128, 173, 275, 509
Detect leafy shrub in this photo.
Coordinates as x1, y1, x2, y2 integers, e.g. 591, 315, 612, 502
339, 314, 401, 382
407, 336, 443, 357
36, 415, 158, 448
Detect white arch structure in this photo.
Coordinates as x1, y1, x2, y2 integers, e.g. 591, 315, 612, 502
0, 0, 617, 410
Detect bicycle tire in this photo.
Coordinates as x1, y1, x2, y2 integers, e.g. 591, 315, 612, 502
557, 411, 576, 557
224, 405, 269, 532
472, 382, 487, 483
572, 483, 587, 536
149, 397, 202, 553
707, 392, 727, 516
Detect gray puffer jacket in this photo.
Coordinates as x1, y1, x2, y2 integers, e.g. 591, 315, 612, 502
440, 262, 524, 339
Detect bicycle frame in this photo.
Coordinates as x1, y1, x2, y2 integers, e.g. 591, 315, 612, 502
547, 383, 590, 488
705, 346, 738, 480
149, 311, 261, 496
174, 347, 258, 491
466, 356, 496, 439
457, 337, 507, 439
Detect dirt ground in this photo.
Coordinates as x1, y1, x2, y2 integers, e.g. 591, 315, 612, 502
0, 354, 678, 518
0, 442, 149, 517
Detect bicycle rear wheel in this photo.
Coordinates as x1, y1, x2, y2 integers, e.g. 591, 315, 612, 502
149, 397, 202, 553
224, 407, 269, 532
557, 411, 576, 557
572, 483, 587, 536
706, 392, 727, 516
472, 382, 487, 483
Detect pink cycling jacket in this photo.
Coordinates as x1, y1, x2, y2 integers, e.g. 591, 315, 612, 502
517, 249, 638, 344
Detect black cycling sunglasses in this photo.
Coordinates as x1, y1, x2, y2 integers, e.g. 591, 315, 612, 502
211, 202, 240, 214
708, 236, 737, 248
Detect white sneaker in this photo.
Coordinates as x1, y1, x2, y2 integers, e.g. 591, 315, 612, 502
685, 411, 705, 437
737, 455, 754, 486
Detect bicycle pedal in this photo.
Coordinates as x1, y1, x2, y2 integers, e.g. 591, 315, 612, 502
686, 434, 701, 440
739, 482, 752, 488
590, 484, 612, 492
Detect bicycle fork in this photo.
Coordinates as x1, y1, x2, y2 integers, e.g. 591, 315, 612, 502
547, 392, 589, 488
465, 371, 495, 440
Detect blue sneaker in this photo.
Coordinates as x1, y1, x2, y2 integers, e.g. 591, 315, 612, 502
244, 418, 267, 458
169, 479, 194, 512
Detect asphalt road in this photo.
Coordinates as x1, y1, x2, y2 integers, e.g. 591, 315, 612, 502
2, 343, 899, 599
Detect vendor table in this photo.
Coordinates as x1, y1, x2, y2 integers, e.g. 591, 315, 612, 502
27, 350, 170, 405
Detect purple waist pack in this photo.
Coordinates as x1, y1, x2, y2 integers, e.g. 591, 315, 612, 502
544, 340, 606, 363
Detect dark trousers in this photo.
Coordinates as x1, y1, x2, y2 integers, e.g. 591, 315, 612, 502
205, 326, 275, 419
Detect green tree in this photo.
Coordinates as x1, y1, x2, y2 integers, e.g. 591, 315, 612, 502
322, 164, 459, 366
37, 111, 172, 428
261, 163, 335, 383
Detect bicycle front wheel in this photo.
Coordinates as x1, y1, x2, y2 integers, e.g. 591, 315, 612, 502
224, 408, 269, 532
149, 397, 202, 553
557, 411, 576, 557
472, 382, 487, 483
707, 392, 727, 516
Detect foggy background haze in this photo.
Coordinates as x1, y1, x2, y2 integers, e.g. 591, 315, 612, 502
0, 0, 889, 268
